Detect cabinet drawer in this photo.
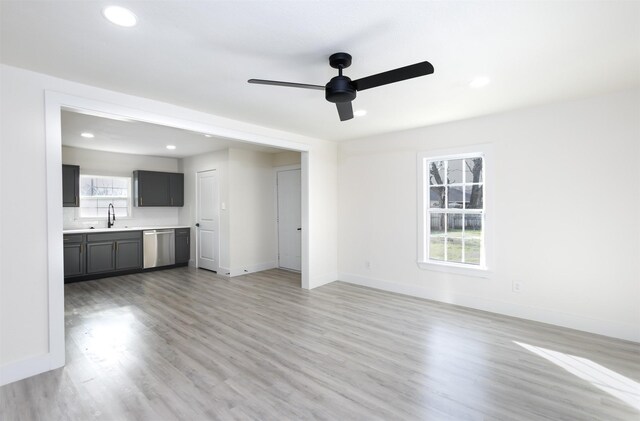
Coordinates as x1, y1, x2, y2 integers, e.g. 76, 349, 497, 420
175, 228, 190, 236
87, 231, 141, 242
63, 234, 84, 243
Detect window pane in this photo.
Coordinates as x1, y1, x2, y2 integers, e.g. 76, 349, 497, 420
464, 158, 483, 183
464, 185, 483, 209
447, 159, 463, 184
429, 237, 445, 261
429, 187, 445, 208
112, 178, 128, 189
464, 239, 481, 265
448, 213, 463, 238
430, 213, 446, 235
465, 214, 482, 238
428, 161, 445, 185
447, 186, 464, 208
447, 238, 463, 263
79, 175, 130, 218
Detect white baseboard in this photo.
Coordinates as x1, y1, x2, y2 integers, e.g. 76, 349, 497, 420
338, 272, 640, 343
227, 261, 278, 277
0, 353, 55, 386
309, 272, 337, 289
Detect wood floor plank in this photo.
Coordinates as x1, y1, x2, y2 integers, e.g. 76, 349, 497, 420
1, 267, 638, 420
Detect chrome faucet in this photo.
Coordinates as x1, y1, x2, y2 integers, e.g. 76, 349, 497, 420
107, 203, 116, 228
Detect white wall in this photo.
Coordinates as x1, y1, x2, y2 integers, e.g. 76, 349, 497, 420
62, 146, 180, 229
338, 88, 640, 342
272, 150, 301, 167
179, 149, 229, 268
0, 64, 338, 382
228, 148, 277, 274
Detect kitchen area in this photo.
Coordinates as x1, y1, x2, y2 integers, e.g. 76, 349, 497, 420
60, 110, 302, 284
62, 163, 191, 282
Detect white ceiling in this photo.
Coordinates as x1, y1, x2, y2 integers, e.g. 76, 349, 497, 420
2, 1, 639, 142
61, 110, 285, 157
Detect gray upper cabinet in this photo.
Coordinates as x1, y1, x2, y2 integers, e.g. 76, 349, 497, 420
169, 173, 184, 206
62, 164, 80, 207
133, 170, 184, 207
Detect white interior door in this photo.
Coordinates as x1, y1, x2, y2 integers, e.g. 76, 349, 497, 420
197, 170, 219, 272
277, 169, 302, 271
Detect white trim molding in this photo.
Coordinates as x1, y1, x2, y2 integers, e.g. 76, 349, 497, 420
310, 272, 337, 289
0, 354, 54, 387
226, 261, 278, 277
338, 272, 640, 343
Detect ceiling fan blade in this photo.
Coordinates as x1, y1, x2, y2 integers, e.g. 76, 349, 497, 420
248, 79, 325, 91
336, 101, 354, 121
352, 61, 434, 91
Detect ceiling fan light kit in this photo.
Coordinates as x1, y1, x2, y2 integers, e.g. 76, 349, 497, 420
248, 52, 434, 122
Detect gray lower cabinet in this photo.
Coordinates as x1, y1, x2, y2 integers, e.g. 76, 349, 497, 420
116, 239, 143, 270
63, 234, 84, 279
64, 231, 143, 280
175, 228, 190, 264
86, 242, 116, 274
86, 231, 143, 274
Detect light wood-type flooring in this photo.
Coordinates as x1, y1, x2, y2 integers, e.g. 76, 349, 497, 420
1, 268, 639, 420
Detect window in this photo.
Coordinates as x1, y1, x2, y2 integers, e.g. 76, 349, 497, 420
418, 147, 490, 274
79, 175, 131, 218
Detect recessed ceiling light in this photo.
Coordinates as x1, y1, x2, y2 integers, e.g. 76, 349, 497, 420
80, 132, 94, 138
204, 134, 213, 138
354, 110, 367, 117
166, 145, 176, 150
102, 6, 137, 27
469, 76, 490, 88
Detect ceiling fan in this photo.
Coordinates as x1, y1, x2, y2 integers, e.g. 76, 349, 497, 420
248, 52, 434, 121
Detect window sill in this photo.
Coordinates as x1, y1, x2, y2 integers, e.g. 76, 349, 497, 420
417, 261, 492, 278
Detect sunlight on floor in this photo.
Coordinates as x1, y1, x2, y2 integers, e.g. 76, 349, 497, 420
514, 341, 640, 411
84, 310, 136, 363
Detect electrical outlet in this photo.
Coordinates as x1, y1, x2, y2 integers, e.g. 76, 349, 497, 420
364, 260, 371, 269
512, 281, 523, 293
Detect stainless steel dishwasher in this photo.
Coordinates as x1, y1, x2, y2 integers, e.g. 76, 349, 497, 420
143, 229, 175, 268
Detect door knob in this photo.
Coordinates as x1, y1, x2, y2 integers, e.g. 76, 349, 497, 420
297, 228, 301, 231
195, 223, 200, 227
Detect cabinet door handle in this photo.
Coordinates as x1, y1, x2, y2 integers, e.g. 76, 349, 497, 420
75, 196, 78, 206
171, 197, 174, 206
187, 237, 189, 245
140, 197, 143, 206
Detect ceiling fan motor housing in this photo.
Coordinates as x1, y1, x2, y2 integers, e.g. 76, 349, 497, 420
325, 76, 356, 103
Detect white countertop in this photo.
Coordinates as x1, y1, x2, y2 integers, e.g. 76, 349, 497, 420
63, 225, 191, 234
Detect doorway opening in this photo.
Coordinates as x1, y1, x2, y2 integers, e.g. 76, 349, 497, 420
46, 92, 311, 372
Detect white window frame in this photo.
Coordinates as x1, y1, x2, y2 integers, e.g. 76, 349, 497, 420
417, 144, 493, 278
77, 174, 133, 220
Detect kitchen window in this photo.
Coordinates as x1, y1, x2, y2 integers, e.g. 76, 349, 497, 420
417, 146, 492, 276
79, 175, 131, 218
